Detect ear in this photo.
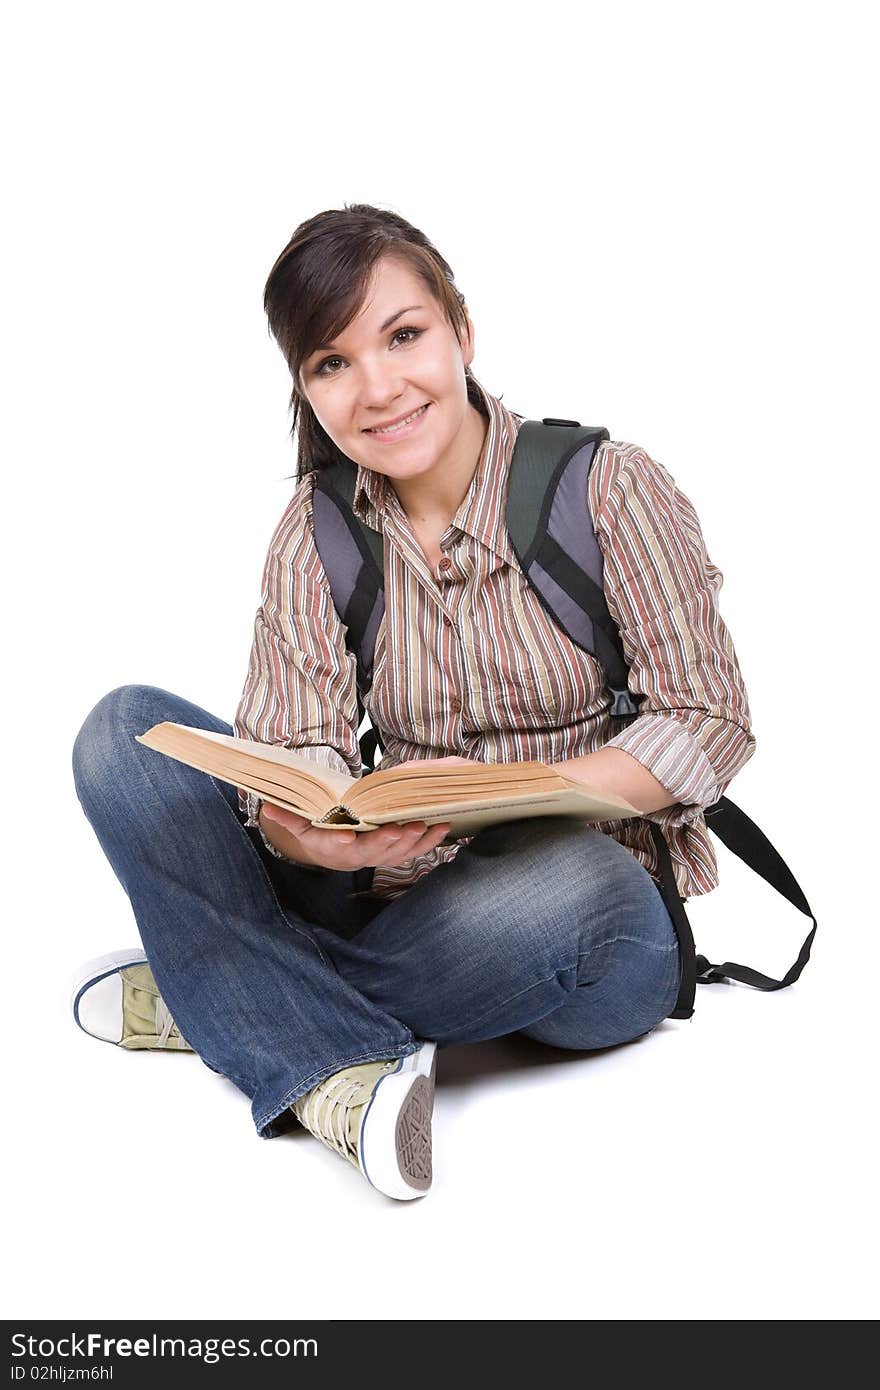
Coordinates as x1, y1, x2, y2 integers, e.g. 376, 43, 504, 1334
461, 308, 476, 368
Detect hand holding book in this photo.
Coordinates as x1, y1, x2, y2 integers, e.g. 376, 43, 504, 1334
260, 802, 453, 872
260, 755, 469, 870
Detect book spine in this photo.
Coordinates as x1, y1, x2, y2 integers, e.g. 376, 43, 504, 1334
313, 805, 360, 827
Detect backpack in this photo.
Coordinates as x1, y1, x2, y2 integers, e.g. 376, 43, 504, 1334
311, 417, 816, 1021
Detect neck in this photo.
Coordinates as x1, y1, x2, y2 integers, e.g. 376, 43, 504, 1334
390, 403, 488, 526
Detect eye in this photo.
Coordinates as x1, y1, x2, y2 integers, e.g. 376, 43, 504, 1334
315, 355, 344, 378
314, 326, 424, 377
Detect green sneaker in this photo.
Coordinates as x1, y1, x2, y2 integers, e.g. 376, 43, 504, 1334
291, 1042, 437, 1201
71, 950, 193, 1051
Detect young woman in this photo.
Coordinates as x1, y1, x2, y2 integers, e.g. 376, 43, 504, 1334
71, 204, 755, 1201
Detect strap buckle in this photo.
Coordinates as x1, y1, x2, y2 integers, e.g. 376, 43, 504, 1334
695, 954, 724, 984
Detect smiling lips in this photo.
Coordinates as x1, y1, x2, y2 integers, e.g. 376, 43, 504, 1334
364, 403, 430, 436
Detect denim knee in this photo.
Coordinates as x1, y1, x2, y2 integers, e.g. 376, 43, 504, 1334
518, 911, 682, 1051
74, 685, 156, 793
72, 683, 199, 810
467, 817, 670, 949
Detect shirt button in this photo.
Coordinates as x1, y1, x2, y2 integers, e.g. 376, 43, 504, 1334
437, 557, 452, 573
442, 615, 452, 627
449, 697, 462, 713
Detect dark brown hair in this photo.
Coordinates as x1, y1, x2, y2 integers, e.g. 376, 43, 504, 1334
263, 203, 486, 478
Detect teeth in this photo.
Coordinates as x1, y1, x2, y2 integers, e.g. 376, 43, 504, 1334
370, 405, 426, 434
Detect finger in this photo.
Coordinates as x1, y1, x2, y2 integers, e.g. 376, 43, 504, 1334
312, 827, 357, 851
351, 822, 423, 867
383, 820, 428, 848
272, 822, 356, 869
390, 822, 452, 859
262, 803, 311, 834
415, 821, 452, 847
294, 826, 357, 868
367, 821, 422, 845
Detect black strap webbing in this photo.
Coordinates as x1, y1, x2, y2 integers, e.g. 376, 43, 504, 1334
648, 822, 698, 1019
696, 796, 818, 990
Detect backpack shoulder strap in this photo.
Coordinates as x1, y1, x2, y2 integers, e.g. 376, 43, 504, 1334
311, 456, 387, 770
506, 418, 638, 722
311, 455, 385, 691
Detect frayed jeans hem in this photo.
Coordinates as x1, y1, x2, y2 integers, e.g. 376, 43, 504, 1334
253, 1037, 422, 1138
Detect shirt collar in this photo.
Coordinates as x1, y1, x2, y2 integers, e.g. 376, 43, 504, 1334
350, 376, 524, 561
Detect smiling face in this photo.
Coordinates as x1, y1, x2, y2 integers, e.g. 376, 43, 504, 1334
299, 255, 487, 517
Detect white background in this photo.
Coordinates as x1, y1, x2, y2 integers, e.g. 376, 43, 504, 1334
3, 0, 877, 1322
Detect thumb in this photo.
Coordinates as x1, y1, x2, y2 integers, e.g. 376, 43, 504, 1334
261, 803, 310, 832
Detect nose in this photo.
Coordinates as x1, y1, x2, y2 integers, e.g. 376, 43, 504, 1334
356, 357, 405, 413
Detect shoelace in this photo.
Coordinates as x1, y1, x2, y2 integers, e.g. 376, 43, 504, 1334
155, 994, 182, 1048
296, 1062, 397, 1162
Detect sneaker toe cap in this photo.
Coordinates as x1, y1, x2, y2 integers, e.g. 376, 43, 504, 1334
73, 971, 126, 1043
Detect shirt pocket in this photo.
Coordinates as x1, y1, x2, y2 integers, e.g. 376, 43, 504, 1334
477, 660, 563, 730
481, 634, 609, 733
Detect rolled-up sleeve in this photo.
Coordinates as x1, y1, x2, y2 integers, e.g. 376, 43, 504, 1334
233, 473, 363, 838
590, 443, 756, 828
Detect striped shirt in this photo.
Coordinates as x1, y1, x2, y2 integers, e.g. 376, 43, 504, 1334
234, 376, 755, 900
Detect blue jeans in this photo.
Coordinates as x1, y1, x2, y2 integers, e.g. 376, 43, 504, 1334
71, 685, 682, 1138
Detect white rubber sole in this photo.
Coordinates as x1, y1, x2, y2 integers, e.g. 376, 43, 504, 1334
70, 948, 148, 1043
359, 1041, 437, 1200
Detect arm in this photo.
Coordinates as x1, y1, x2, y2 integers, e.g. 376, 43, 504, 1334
560, 443, 756, 825
562, 745, 678, 814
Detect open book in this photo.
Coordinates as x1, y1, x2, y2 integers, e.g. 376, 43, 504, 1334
134, 722, 641, 843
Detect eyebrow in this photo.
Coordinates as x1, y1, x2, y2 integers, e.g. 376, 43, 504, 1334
313, 306, 425, 354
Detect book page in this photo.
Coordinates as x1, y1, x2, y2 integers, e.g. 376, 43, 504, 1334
154, 725, 357, 800
349, 761, 637, 819
336, 787, 643, 839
